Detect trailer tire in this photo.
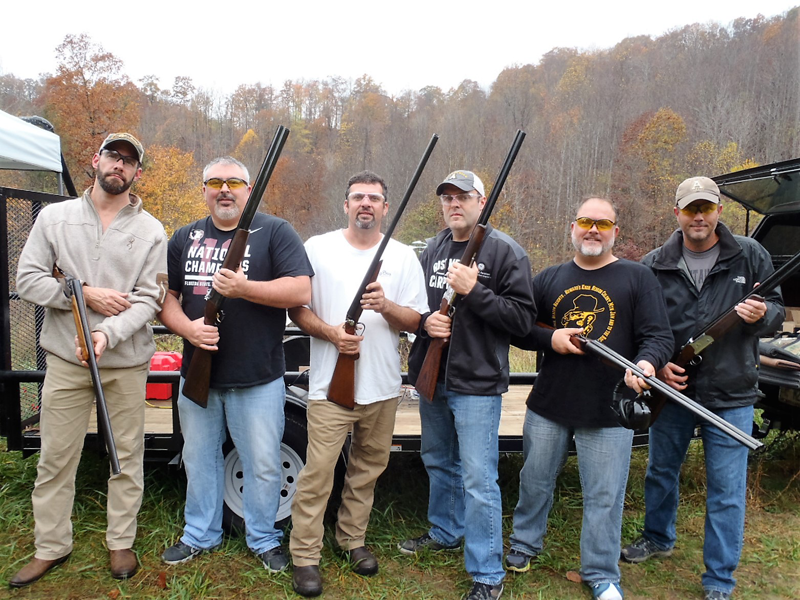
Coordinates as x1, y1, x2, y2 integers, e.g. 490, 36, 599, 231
222, 409, 348, 534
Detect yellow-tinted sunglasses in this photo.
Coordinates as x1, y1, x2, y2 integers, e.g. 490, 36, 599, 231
204, 177, 248, 190
679, 202, 718, 216
575, 217, 616, 231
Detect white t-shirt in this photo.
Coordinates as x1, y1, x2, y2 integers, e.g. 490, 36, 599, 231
304, 230, 428, 404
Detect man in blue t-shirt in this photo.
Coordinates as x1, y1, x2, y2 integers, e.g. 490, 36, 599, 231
158, 156, 313, 573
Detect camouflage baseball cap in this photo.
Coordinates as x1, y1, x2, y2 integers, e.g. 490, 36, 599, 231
436, 170, 485, 197
100, 133, 144, 163
675, 176, 720, 209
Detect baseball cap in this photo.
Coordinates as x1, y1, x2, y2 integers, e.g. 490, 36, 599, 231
100, 133, 144, 163
436, 170, 485, 197
675, 176, 720, 209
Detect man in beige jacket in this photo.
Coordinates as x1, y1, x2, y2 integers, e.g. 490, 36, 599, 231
12, 133, 168, 587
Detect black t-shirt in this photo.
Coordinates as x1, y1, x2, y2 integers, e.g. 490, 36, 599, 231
167, 213, 313, 388
428, 239, 469, 379
523, 259, 673, 428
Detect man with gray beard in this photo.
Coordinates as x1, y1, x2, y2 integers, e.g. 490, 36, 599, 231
505, 197, 673, 600
159, 156, 312, 573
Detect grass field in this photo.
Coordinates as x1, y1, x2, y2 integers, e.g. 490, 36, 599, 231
1, 432, 798, 599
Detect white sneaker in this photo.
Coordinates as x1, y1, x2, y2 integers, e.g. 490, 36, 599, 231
591, 582, 623, 600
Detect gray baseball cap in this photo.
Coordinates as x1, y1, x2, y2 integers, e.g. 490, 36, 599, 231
436, 170, 485, 197
675, 176, 720, 209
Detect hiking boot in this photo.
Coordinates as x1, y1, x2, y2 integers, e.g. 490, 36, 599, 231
161, 541, 216, 565
463, 581, 504, 600
504, 549, 534, 572
109, 549, 138, 580
397, 532, 460, 555
620, 536, 673, 563
293, 564, 323, 597
258, 546, 289, 573
591, 582, 624, 600
345, 546, 378, 576
704, 591, 731, 600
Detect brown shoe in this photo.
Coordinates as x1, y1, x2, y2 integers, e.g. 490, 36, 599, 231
9, 554, 71, 588
346, 546, 378, 576
110, 549, 138, 580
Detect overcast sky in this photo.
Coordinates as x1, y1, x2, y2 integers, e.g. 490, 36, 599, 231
1, 1, 796, 98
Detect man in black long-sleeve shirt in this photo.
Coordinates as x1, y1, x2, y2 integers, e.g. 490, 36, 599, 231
506, 197, 674, 600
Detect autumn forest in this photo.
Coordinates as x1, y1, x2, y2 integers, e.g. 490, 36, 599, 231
1, 8, 798, 269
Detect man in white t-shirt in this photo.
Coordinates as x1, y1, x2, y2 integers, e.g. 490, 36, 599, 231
288, 171, 428, 597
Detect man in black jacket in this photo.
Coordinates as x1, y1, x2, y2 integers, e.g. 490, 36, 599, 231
400, 170, 535, 600
622, 177, 784, 600
505, 197, 673, 600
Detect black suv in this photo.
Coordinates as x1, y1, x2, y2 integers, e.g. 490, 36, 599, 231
714, 158, 800, 432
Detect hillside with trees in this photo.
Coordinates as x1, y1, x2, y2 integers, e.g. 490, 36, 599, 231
1, 8, 798, 267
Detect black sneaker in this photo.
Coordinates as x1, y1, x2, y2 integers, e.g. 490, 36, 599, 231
621, 536, 673, 563
162, 541, 215, 565
463, 581, 504, 600
397, 532, 461, 555
258, 546, 289, 573
504, 549, 534, 572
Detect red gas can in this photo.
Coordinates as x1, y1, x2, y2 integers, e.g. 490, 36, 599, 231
147, 351, 182, 400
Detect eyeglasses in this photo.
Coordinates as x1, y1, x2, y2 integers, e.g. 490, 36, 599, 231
204, 177, 248, 190
439, 192, 479, 205
679, 202, 718, 216
102, 149, 139, 168
347, 192, 385, 202
574, 217, 616, 231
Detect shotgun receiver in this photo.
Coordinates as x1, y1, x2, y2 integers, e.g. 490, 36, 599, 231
327, 134, 439, 409
55, 266, 121, 475
572, 334, 762, 450
182, 125, 290, 407
414, 130, 526, 402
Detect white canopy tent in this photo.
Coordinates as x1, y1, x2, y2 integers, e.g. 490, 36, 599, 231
0, 109, 63, 172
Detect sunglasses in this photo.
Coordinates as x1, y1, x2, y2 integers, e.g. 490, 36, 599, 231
574, 217, 616, 231
204, 177, 248, 190
679, 202, 718, 216
102, 149, 139, 168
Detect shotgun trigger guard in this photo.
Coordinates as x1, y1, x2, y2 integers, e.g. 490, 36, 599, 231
355, 321, 365, 336
688, 355, 702, 367
215, 310, 225, 326
611, 379, 653, 430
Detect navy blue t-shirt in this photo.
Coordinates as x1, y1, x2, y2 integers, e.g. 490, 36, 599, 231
167, 212, 313, 388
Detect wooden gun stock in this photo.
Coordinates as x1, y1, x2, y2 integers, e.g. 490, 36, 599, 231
64, 275, 121, 475
327, 260, 382, 410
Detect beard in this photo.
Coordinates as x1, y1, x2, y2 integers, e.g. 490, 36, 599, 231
213, 194, 241, 221
572, 231, 615, 257
354, 212, 376, 229
97, 169, 134, 195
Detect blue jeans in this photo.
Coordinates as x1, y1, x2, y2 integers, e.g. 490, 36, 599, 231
178, 376, 286, 554
419, 383, 504, 586
509, 409, 633, 585
643, 402, 753, 595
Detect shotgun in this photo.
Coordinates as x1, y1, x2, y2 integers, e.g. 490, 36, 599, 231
182, 125, 290, 407
414, 130, 526, 402
572, 334, 762, 450
327, 134, 439, 409
55, 266, 121, 475
674, 248, 800, 367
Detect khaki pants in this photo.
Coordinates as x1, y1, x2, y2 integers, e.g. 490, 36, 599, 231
32, 354, 147, 559
290, 398, 398, 566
